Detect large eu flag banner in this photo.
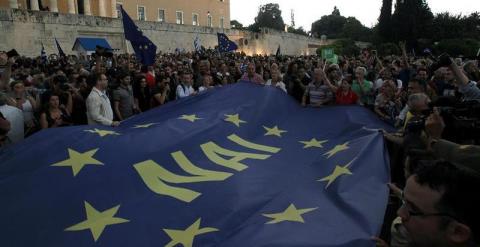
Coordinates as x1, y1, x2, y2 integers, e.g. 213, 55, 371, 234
0, 83, 391, 247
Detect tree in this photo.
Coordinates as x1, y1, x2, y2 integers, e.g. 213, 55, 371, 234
230, 20, 244, 30
248, 3, 286, 32
342, 17, 373, 41
311, 7, 347, 38
311, 7, 372, 41
391, 0, 434, 48
377, 0, 393, 41
287, 26, 308, 36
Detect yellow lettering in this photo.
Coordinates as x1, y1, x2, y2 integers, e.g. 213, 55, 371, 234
133, 151, 233, 203
227, 134, 281, 153
201, 142, 271, 171
134, 136, 281, 202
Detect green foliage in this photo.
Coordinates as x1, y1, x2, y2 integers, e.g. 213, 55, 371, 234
249, 3, 286, 32
431, 12, 480, 41
391, 0, 434, 47
230, 20, 245, 30
311, 7, 372, 41
377, 0, 393, 41
342, 17, 373, 42
287, 26, 308, 36
376, 42, 401, 56
434, 39, 480, 57
316, 39, 360, 56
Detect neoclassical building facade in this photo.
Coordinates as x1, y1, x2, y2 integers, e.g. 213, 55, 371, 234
0, 0, 230, 28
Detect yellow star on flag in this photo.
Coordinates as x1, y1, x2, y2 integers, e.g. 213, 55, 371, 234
318, 159, 355, 188
323, 142, 349, 158
133, 123, 157, 128
51, 148, 104, 176
263, 204, 318, 224
178, 114, 202, 122
263, 125, 287, 137
224, 114, 246, 127
163, 218, 218, 247
65, 201, 129, 242
299, 138, 328, 148
84, 128, 120, 137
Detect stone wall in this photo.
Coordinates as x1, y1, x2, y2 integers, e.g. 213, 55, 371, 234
0, 8, 332, 57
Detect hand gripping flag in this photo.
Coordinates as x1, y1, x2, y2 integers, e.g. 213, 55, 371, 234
217, 33, 238, 53
120, 6, 157, 65
0, 82, 392, 247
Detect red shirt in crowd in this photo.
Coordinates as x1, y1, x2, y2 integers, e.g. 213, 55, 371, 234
335, 89, 358, 105
146, 72, 156, 88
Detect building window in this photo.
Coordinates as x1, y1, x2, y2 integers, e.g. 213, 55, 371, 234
158, 9, 165, 22
176, 11, 184, 25
192, 13, 199, 26
138, 6, 146, 21
207, 14, 213, 27
220, 17, 224, 28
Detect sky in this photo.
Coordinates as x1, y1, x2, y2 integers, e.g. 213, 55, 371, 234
230, 0, 479, 31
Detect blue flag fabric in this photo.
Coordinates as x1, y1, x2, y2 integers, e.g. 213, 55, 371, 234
120, 6, 157, 65
0, 83, 392, 247
55, 38, 66, 57
217, 33, 238, 52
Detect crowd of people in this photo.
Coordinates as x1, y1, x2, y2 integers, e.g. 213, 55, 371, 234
0, 43, 479, 247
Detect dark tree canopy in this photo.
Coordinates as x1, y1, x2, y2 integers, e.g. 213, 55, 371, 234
391, 0, 434, 47
311, 7, 371, 41
378, 0, 393, 41
230, 20, 244, 30
248, 3, 286, 32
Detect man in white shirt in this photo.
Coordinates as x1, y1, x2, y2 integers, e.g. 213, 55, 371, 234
176, 71, 196, 99
86, 74, 119, 127
0, 92, 24, 144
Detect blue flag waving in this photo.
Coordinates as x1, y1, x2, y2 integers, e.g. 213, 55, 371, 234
217, 33, 238, 52
0, 83, 391, 247
55, 38, 66, 57
120, 6, 157, 65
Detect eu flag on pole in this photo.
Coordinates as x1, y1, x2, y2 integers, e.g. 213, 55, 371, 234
0, 83, 392, 247
217, 33, 238, 53
120, 6, 157, 65
55, 38, 66, 57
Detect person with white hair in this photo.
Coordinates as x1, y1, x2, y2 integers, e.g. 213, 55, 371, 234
352, 66, 374, 108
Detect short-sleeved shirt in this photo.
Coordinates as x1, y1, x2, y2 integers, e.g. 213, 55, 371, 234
113, 86, 135, 119
305, 82, 334, 105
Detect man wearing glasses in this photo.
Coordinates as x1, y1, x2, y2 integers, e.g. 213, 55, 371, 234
399, 161, 479, 247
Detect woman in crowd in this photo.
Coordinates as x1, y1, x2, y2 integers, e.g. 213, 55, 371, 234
39, 93, 72, 129
324, 74, 359, 105
133, 75, 151, 112
374, 80, 402, 125
265, 69, 287, 93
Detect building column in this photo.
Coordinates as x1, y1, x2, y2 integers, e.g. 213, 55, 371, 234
84, 0, 92, 15
67, 0, 76, 14
50, 0, 58, 12
111, 0, 117, 18
98, 0, 107, 17
30, 0, 39, 10
9, 0, 18, 8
